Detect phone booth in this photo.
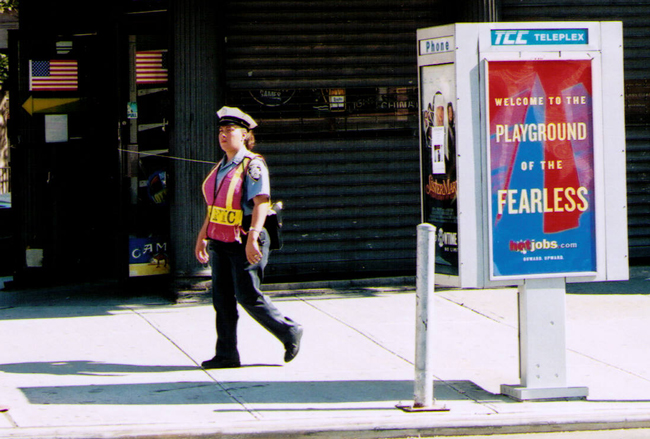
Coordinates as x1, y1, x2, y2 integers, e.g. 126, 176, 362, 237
417, 22, 628, 400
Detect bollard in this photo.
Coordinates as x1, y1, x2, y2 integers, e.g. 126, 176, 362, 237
397, 223, 448, 412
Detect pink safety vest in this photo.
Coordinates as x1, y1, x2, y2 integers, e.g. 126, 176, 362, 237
202, 156, 254, 243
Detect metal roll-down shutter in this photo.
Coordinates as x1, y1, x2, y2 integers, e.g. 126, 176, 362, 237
222, 0, 451, 280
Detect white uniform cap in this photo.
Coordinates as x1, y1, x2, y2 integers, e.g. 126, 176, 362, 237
216, 106, 258, 130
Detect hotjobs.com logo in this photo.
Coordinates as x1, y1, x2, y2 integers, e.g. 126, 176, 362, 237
510, 239, 558, 254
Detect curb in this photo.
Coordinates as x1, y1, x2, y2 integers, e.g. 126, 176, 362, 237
3, 409, 650, 439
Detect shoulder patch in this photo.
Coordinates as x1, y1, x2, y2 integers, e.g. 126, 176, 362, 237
248, 159, 263, 182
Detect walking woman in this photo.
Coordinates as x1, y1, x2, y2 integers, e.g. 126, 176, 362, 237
195, 106, 303, 369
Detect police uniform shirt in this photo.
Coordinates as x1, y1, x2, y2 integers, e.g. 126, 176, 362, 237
215, 148, 270, 216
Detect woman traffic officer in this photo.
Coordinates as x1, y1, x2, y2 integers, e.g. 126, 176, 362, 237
195, 106, 303, 369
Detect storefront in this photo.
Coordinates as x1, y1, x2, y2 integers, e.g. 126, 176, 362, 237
9, 1, 171, 283
6, 0, 649, 286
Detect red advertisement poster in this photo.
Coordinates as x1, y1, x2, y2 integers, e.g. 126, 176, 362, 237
486, 60, 596, 278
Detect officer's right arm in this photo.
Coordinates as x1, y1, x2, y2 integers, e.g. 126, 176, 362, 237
195, 213, 210, 264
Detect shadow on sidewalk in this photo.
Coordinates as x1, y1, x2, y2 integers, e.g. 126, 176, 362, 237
0, 282, 174, 320
0, 361, 200, 376
567, 266, 650, 295
13, 366, 645, 408
567, 277, 650, 295
8, 369, 516, 406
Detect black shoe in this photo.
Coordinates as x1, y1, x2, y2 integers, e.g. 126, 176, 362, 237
201, 357, 241, 369
284, 325, 303, 363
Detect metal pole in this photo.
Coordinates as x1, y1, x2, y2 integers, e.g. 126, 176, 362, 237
397, 223, 447, 412
414, 223, 436, 407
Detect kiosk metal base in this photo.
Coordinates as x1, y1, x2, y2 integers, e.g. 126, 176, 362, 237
501, 384, 588, 402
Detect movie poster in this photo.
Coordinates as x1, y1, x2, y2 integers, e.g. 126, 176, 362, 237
420, 63, 458, 275
486, 60, 597, 278
129, 236, 170, 277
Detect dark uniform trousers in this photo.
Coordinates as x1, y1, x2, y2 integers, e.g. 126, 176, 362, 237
208, 229, 297, 362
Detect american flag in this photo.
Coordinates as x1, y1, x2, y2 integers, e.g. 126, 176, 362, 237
136, 50, 168, 84
30, 60, 78, 91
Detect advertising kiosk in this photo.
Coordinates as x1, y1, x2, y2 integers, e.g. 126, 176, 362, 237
417, 22, 628, 400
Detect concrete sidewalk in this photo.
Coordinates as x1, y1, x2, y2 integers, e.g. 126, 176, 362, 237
0, 270, 649, 439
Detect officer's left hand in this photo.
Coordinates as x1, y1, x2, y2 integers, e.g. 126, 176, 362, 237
246, 237, 262, 265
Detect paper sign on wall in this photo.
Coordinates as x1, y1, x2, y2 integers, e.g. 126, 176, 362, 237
45, 114, 68, 143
